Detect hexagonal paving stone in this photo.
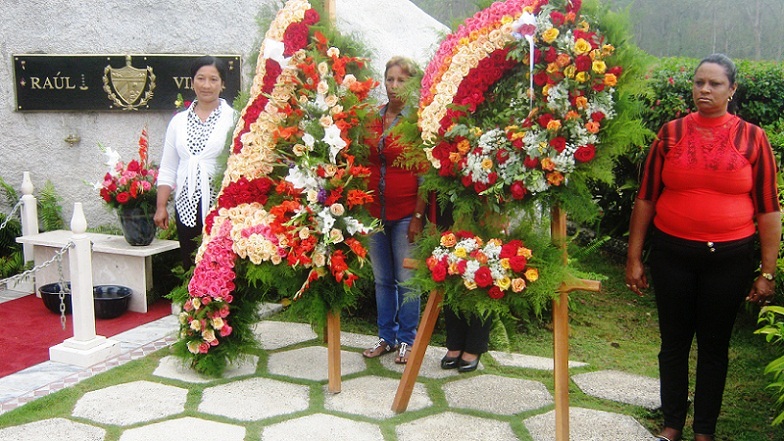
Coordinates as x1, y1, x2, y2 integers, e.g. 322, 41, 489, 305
72, 380, 187, 426
396, 411, 518, 441
118, 416, 245, 441
572, 370, 660, 410
523, 407, 657, 441
152, 355, 259, 383
0, 418, 105, 441
379, 345, 465, 379
324, 375, 431, 419
443, 374, 552, 415
267, 346, 365, 381
199, 377, 309, 421
488, 350, 588, 370
252, 321, 317, 350
338, 331, 379, 350
261, 413, 383, 441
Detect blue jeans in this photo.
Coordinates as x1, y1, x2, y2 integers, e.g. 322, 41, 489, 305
369, 216, 419, 346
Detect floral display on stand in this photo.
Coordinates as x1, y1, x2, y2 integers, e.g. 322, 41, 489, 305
416, 0, 637, 221
170, 0, 380, 376
405, 0, 643, 315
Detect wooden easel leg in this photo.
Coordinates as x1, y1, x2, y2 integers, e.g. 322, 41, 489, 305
327, 310, 341, 393
553, 290, 570, 441
392, 289, 443, 413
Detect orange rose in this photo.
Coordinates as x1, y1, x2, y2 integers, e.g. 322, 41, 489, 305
585, 121, 601, 134
547, 171, 565, 186
440, 232, 457, 247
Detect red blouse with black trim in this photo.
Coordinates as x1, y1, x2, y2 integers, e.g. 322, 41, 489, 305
638, 112, 780, 242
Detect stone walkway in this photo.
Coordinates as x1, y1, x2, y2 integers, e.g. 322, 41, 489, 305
0, 292, 660, 440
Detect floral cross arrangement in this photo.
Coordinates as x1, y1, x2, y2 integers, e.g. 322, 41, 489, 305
97, 127, 158, 212
171, 0, 380, 375
417, 0, 624, 213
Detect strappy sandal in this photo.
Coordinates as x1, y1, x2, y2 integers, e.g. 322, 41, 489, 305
395, 342, 411, 364
362, 338, 395, 358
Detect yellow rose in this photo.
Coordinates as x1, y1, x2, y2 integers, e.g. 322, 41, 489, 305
500, 258, 511, 269
448, 262, 461, 275
525, 267, 540, 282
542, 28, 560, 44
602, 44, 615, 56
496, 276, 512, 290
592, 60, 607, 74
575, 72, 590, 83
454, 247, 468, 258
464, 279, 477, 290
511, 278, 527, 292
564, 65, 576, 79
573, 38, 592, 55
481, 157, 494, 170
547, 63, 560, 74
211, 317, 225, 330
546, 119, 562, 131
518, 247, 533, 258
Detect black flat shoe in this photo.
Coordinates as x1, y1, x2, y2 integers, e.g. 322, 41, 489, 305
441, 354, 460, 370
458, 354, 481, 373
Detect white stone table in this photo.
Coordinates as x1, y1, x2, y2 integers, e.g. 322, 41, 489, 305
17, 230, 179, 313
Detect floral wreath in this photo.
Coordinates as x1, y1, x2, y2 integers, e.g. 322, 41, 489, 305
417, 0, 623, 213
171, 0, 379, 375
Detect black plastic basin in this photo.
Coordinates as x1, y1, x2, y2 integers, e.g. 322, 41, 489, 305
39, 282, 132, 319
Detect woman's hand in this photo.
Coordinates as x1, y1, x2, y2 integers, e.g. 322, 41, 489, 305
624, 258, 649, 297
747, 276, 775, 306
407, 215, 424, 243
154, 206, 169, 230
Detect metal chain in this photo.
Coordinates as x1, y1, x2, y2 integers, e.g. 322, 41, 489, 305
0, 199, 23, 231
0, 241, 74, 290
55, 251, 70, 330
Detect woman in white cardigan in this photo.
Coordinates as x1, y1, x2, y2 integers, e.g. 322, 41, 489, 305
154, 56, 236, 269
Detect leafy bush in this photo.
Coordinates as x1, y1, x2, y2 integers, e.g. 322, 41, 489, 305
756, 306, 784, 426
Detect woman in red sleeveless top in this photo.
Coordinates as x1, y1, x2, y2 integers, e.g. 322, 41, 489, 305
626, 54, 781, 441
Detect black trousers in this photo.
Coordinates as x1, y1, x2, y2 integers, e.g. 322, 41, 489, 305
175, 208, 203, 271
444, 307, 493, 355
648, 229, 755, 435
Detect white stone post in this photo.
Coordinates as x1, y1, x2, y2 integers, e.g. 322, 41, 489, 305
20, 171, 38, 262
13, 172, 38, 293
50, 202, 121, 367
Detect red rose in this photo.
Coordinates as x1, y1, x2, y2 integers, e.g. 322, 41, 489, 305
431, 262, 447, 282
302, 8, 320, 25
591, 111, 606, 122
550, 11, 566, 26
282, 22, 309, 56
510, 181, 527, 200
550, 137, 567, 153
474, 181, 488, 194
461, 174, 473, 188
511, 138, 524, 149
509, 255, 527, 273
100, 188, 112, 202
500, 241, 522, 258
537, 113, 554, 129
533, 71, 549, 87
474, 266, 493, 288
574, 55, 592, 72
496, 150, 509, 164
544, 46, 558, 63
487, 172, 498, 185
523, 156, 540, 169
115, 192, 130, 204
566, 0, 583, 13
456, 260, 467, 274
574, 144, 596, 162
488, 286, 505, 299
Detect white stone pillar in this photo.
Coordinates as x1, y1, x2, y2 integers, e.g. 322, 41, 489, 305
13, 172, 38, 293
19, 171, 38, 263
50, 202, 121, 367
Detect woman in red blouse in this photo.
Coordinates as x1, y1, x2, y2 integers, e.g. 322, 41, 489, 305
362, 57, 427, 364
626, 54, 781, 441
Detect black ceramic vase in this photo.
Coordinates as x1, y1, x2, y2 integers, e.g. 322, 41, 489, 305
118, 206, 156, 246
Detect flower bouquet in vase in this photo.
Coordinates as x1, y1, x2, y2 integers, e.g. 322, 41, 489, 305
97, 127, 159, 246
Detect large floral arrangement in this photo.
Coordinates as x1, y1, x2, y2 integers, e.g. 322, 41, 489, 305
97, 127, 158, 212
170, 0, 379, 376
416, 0, 633, 221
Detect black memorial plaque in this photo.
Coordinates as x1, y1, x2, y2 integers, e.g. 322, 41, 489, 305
12, 54, 242, 111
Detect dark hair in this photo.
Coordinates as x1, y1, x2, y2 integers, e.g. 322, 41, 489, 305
695, 53, 737, 86
190, 56, 228, 82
